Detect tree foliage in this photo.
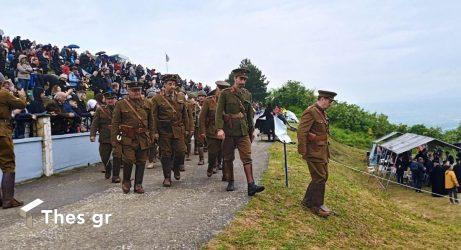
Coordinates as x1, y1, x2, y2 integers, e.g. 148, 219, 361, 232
227, 59, 269, 102
266, 80, 316, 115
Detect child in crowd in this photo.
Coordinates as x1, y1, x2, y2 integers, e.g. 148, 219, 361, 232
445, 164, 459, 204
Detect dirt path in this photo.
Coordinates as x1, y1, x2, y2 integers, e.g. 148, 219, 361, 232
0, 140, 271, 249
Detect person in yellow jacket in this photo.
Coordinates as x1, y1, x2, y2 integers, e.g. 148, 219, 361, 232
445, 164, 459, 204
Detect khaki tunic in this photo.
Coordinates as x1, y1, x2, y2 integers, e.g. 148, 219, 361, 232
111, 98, 154, 164
152, 92, 189, 158
215, 87, 254, 136
0, 90, 26, 172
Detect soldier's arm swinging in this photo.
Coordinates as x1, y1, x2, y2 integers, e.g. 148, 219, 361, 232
111, 103, 122, 146
90, 108, 100, 142
151, 98, 159, 139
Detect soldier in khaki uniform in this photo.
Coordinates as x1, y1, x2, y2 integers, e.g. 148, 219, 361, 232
297, 90, 337, 218
185, 92, 197, 160
194, 90, 207, 165
215, 68, 265, 196
199, 81, 230, 177
112, 81, 154, 194
90, 92, 121, 183
0, 80, 26, 209
152, 74, 189, 187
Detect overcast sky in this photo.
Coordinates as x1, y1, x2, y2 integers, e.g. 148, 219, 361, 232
1, 0, 460, 104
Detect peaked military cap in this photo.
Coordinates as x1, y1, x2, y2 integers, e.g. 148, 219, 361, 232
103, 92, 116, 99
318, 90, 337, 100
126, 81, 142, 89
231, 68, 250, 78
197, 90, 207, 96
163, 74, 181, 83
215, 80, 230, 88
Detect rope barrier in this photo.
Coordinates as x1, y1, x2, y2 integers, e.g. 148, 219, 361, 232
330, 159, 460, 202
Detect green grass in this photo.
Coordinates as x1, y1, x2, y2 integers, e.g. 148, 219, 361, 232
206, 132, 461, 249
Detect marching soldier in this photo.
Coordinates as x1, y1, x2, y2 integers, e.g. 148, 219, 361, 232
112, 81, 154, 194
215, 68, 265, 196
152, 74, 189, 187
297, 90, 337, 218
199, 80, 230, 178
185, 92, 198, 160
90, 92, 121, 183
195, 90, 207, 165
0, 79, 26, 209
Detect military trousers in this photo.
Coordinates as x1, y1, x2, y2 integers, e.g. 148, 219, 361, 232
148, 142, 158, 162
120, 143, 148, 166
0, 136, 16, 173
206, 137, 222, 169
158, 135, 186, 177
303, 159, 329, 208
222, 135, 252, 181
99, 143, 114, 168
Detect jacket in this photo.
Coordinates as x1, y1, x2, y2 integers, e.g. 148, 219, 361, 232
297, 104, 330, 163
445, 170, 459, 189
215, 87, 254, 137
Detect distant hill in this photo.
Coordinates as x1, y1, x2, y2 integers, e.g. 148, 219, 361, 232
360, 96, 461, 130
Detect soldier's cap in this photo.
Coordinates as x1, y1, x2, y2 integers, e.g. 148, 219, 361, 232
197, 90, 207, 96
126, 81, 143, 89
215, 80, 230, 88
188, 92, 197, 98
231, 68, 250, 78
163, 74, 181, 83
208, 89, 216, 96
318, 90, 337, 100
103, 92, 116, 99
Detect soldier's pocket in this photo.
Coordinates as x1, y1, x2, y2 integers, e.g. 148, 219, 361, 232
121, 136, 133, 146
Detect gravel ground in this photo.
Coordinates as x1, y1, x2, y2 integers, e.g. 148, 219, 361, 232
0, 140, 271, 249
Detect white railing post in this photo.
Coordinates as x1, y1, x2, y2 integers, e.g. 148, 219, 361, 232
36, 116, 53, 176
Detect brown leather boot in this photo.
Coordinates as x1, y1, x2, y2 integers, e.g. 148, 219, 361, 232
134, 163, 145, 194
310, 207, 330, 218
122, 163, 132, 194
163, 178, 172, 187
2, 173, 24, 209
134, 184, 145, 194
112, 157, 121, 183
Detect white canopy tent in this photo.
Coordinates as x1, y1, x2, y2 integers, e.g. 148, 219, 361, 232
379, 133, 461, 155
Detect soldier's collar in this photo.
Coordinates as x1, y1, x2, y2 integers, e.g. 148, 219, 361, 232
315, 103, 325, 112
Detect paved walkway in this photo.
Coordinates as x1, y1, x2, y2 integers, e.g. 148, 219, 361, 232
0, 140, 271, 249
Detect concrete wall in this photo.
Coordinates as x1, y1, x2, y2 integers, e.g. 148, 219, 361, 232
12, 137, 44, 182
51, 133, 100, 172
8, 117, 102, 183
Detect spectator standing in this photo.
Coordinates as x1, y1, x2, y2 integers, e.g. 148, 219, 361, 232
410, 157, 425, 193
445, 164, 459, 204
454, 158, 461, 193
16, 54, 33, 90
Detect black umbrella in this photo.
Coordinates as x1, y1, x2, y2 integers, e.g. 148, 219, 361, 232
96, 51, 106, 55
68, 44, 80, 49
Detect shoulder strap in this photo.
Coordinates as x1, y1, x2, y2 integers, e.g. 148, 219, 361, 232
124, 99, 147, 128
98, 106, 111, 119
159, 94, 177, 114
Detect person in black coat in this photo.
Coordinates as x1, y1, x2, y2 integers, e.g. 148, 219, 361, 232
431, 161, 447, 197
454, 158, 461, 193
27, 87, 47, 114
256, 105, 275, 141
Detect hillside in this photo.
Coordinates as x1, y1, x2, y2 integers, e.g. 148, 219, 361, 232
206, 132, 461, 249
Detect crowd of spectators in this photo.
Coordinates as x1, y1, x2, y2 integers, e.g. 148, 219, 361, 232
382, 147, 461, 203
0, 33, 210, 138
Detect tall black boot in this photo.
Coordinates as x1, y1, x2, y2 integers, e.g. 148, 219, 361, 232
134, 162, 145, 194
112, 157, 121, 183
244, 164, 265, 196
122, 163, 133, 194
2, 172, 23, 209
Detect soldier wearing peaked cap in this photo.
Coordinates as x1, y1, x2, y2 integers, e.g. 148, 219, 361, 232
215, 68, 265, 196
0, 80, 26, 209
194, 90, 207, 165
112, 81, 154, 194
185, 92, 197, 161
90, 92, 122, 183
199, 80, 230, 178
152, 74, 190, 187
297, 90, 337, 218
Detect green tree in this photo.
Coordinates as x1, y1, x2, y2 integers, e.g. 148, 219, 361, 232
266, 80, 316, 115
227, 59, 269, 102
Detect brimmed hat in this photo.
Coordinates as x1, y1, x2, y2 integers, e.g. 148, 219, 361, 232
103, 92, 116, 99
318, 90, 337, 100
126, 81, 143, 89
215, 80, 230, 89
197, 90, 207, 96
231, 68, 250, 78
162, 74, 181, 83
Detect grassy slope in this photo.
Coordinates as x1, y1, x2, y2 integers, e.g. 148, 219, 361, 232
206, 132, 461, 249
